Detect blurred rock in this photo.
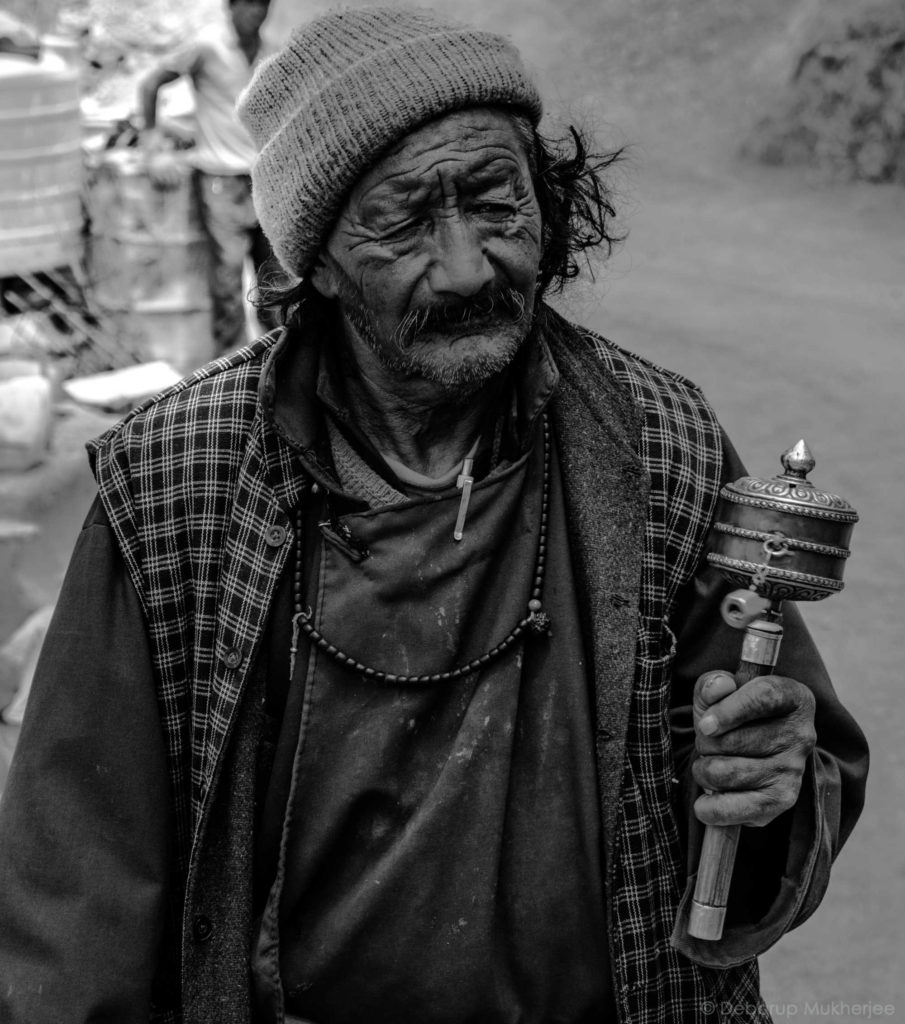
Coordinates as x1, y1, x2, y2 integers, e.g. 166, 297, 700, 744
0, 313, 54, 358
0, 369, 53, 472
0, 402, 114, 644
62, 359, 181, 411
742, 0, 905, 182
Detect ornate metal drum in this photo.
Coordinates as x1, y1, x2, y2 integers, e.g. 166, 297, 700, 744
707, 440, 859, 604
687, 440, 859, 942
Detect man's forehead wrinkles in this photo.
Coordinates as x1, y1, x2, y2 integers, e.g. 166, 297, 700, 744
360, 165, 433, 202
359, 150, 526, 207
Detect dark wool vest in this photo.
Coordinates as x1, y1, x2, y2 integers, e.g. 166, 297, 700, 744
88, 306, 769, 1023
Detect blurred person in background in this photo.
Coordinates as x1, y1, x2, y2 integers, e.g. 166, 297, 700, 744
0, 7, 868, 1023
139, 0, 275, 356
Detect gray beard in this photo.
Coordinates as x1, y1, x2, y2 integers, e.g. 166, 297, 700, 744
329, 268, 534, 395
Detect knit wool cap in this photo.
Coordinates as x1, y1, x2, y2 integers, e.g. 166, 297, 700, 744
238, 6, 543, 279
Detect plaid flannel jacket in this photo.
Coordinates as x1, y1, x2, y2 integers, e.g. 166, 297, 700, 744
88, 306, 770, 1023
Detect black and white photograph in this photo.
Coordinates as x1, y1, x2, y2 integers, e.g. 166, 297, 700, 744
0, 1, 900, 1021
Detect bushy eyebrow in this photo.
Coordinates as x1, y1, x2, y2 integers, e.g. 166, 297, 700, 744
361, 155, 525, 211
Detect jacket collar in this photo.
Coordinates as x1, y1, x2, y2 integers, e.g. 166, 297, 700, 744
257, 301, 560, 494
542, 306, 650, 892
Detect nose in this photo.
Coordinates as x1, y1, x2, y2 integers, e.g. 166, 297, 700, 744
428, 216, 494, 297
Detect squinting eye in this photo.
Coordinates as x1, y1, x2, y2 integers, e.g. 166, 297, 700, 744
473, 202, 517, 219
380, 217, 427, 241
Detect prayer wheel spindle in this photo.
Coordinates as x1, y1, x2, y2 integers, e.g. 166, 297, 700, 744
686, 440, 858, 941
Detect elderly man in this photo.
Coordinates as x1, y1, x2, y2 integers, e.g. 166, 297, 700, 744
0, 7, 866, 1024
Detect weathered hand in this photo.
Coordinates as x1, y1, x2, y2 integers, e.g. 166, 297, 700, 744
691, 671, 817, 828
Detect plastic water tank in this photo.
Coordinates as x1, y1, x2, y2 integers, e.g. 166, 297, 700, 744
86, 150, 215, 374
0, 50, 82, 277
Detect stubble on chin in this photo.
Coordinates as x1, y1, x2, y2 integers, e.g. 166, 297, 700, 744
402, 326, 528, 393
330, 271, 534, 395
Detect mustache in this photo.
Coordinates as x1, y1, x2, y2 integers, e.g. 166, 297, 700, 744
391, 287, 528, 348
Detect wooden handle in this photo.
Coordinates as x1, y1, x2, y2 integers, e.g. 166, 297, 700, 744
687, 617, 784, 940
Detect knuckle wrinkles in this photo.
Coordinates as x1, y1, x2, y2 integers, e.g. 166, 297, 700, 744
774, 775, 799, 807
762, 676, 786, 711
756, 790, 779, 817
695, 735, 720, 756
722, 729, 755, 755
705, 759, 732, 789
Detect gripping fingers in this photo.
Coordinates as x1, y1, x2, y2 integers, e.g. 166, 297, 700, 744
693, 780, 802, 827
691, 674, 816, 825
697, 675, 815, 739
695, 678, 817, 761
694, 671, 737, 727
694, 788, 779, 828
692, 754, 806, 826
696, 720, 808, 758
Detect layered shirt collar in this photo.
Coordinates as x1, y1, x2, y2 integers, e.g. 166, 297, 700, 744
257, 300, 560, 504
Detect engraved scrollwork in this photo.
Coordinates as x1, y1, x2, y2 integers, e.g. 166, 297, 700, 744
706, 554, 843, 601
712, 523, 851, 559
765, 582, 837, 602
727, 476, 855, 515
720, 490, 859, 524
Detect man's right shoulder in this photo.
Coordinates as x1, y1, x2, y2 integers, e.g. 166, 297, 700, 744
87, 340, 272, 470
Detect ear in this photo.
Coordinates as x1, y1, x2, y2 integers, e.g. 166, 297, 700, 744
309, 252, 339, 300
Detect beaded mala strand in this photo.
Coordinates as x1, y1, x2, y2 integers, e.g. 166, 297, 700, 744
288, 415, 552, 686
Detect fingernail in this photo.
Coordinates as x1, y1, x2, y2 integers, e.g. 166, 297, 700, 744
699, 715, 718, 736
704, 671, 730, 690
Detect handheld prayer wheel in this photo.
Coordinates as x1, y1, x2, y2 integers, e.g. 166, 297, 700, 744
686, 440, 858, 940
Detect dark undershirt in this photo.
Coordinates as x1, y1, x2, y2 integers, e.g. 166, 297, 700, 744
252, 425, 615, 1023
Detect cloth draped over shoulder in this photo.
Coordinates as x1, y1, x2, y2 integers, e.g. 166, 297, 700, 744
84, 304, 774, 1022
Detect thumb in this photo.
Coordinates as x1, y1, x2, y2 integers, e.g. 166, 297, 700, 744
693, 671, 737, 730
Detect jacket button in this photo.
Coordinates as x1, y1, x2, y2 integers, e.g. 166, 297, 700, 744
192, 915, 214, 943
223, 647, 243, 670
265, 523, 288, 547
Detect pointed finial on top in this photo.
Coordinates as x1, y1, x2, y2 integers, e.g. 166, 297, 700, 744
781, 439, 815, 480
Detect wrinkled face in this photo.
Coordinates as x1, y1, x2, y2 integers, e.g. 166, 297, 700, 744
311, 108, 543, 393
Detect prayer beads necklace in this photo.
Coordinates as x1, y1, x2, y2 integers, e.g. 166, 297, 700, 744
289, 415, 552, 686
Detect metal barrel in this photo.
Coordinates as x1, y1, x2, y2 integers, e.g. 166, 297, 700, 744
85, 150, 214, 375
706, 442, 859, 604
0, 51, 82, 276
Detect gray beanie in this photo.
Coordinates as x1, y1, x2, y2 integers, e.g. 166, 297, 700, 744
237, 6, 543, 279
